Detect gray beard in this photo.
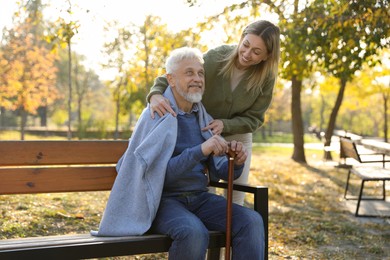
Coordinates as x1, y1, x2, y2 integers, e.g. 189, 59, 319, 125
177, 87, 203, 103
185, 92, 202, 103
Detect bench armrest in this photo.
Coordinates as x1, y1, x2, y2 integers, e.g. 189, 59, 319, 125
359, 155, 390, 168
359, 152, 389, 158
209, 181, 268, 215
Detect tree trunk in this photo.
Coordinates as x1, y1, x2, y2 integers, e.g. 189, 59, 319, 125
268, 120, 273, 137
74, 57, 83, 139
77, 95, 82, 139
20, 108, 27, 141
0, 106, 5, 128
323, 78, 347, 160
114, 87, 120, 140
383, 94, 388, 143
320, 94, 325, 132
261, 126, 266, 140
38, 106, 47, 127
67, 41, 72, 140
291, 76, 306, 163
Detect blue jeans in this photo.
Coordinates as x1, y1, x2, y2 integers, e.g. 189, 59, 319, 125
150, 192, 265, 260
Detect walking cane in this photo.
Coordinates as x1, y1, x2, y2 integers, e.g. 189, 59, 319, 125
225, 148, 236, 260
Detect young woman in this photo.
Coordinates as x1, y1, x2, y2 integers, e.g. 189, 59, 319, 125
147, 20, 280, 205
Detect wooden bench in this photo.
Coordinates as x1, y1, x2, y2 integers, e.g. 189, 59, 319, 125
0, 140, 269, 259
340, 137, 390, 217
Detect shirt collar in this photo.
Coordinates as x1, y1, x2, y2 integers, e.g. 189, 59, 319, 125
177, 103, 199, 115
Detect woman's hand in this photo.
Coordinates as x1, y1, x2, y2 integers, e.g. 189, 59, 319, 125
150, 94, 176, 119
202, 119, 224, 135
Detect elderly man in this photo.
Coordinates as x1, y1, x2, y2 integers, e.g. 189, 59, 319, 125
94, 47, 264, 259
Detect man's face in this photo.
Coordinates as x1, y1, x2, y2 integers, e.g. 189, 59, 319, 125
167, 58, 205, 104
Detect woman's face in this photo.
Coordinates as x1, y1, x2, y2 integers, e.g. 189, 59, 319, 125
237, 34, 269, 70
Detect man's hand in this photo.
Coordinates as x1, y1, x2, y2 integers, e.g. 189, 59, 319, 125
229, 140, 247, 166
201, 135, 229, 156
150, 94, 176, 119
202, 119, 224, 135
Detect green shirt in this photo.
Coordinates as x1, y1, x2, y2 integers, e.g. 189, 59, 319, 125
148, 45, 275, 136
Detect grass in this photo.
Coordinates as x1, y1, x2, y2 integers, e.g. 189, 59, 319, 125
1, 132, 389, 259
0, 130, 68, 140
252, 130, 321, 144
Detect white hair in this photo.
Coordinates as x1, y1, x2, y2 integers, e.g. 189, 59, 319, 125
165, 47, 204, 74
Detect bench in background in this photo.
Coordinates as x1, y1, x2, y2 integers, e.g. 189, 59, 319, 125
340, 137, 390, 217
0, 140, 269, 259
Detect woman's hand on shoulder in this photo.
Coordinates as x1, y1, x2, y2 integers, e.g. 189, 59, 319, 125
150, 94, 176, 119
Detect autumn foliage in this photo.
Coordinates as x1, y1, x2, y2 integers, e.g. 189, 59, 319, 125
0, 14, 58, 139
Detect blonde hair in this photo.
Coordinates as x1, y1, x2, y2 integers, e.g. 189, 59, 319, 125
219, 20, 280, 93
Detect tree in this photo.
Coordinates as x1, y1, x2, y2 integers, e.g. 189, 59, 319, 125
102, 20, 136, 139
0, 1, 58, 140
73, 56, 97, 138
349, 54, 390, 141
102, 15, 199, 138
265, 79, 291, 138
307, 0, 390, 159
278, 11, 314, 163
247, 0, 315, 163
52, 46, 109, 138
46, 1, 79, 140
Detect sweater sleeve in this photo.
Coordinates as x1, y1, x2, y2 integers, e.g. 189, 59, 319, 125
165, 145, 206, 186
146, 75, 169, 103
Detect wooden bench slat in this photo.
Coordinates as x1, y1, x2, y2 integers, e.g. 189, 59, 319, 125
0, 166, 116, 194
0, 141, 128, 166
